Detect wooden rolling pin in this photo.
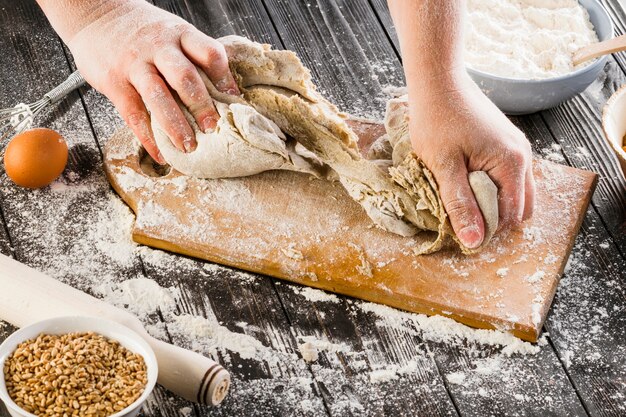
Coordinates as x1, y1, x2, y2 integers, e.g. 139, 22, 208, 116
0, 254, 230, 406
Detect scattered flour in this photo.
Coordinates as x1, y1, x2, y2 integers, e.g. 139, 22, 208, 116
543, 253, 558, 265
298, 341, 320, 363
294, 286, 341, 304
94, 278, 176, 316
526, 270, 546, 284
281, 243, 304, 260
465, 0, 599, 79
97, 277, 280, 364
112, 165, 149, 191
178, 407, 193, 417
298, 336, 351, 363
168, 314, 269, 361
368, 369, 398, 383
358, 301, 545, 356
522, 226, 545, 248
368, 360, 420, 383
446, 371, 467, 385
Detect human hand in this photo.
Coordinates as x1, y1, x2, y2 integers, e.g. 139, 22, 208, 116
40, 0, 239, 163
407, 74, 535, 248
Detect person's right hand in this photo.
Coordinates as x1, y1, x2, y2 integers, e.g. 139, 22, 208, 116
44, 0, 240, 163
407, 74, 535, 248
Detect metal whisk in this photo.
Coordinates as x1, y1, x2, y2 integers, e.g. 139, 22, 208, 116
0, 70, 86, 143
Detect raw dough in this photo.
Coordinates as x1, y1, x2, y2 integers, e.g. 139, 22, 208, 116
153, 101, 324, 178
151, 36, 499, 254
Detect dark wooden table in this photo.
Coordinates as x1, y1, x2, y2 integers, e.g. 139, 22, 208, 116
0, 1, 624, 416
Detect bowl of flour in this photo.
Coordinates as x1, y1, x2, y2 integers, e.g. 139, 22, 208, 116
465, 0, 613, 115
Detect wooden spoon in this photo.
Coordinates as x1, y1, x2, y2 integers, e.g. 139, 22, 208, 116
573, 34, 626, 66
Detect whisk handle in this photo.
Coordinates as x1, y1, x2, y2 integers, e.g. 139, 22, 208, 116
44, 71, 87, 104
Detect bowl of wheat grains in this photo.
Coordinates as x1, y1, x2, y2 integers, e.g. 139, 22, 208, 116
0, 316, 158, 417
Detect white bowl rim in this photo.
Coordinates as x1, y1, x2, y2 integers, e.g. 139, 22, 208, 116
602, 84, 626, 159
466, 0, 614, 84
0, 316, 158, 417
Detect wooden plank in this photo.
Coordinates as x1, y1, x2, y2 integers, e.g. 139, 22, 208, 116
150, 0, 459, 415
367, 0, 399, 53
275, 282, 459, 416
137, 250, 327, 416
0, 2, 144, 416
69, 1, 328, 415
155, 0, 282, 45
540, 62, 626, 251
256, 0, 594, 415
600, 0, 626, 72
512, 114, 626, 416
0, 0, 144, 283
547, 210, 626, 417
0, 2, 326, 417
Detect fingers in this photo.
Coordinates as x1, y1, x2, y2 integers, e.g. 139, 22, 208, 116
108, 82, 165, 164
523, 160, 535, 221
129, 63, 195, 153
180, 29, 240, 95
436, 157, 486, 249
492, 150, 527, 229
154, 48, 219, 133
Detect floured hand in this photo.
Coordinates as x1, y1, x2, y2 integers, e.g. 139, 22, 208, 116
388, 0, 535, 249
37, 0, 240, 163
407, 74, 535, 248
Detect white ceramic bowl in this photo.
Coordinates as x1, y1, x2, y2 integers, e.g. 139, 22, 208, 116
602, 85, 626, 178
467, 0, 614, 115
0, 316, 158, 417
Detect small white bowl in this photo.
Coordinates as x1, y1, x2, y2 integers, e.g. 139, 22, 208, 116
602, 85, 626, 178
0, 316, 158, 417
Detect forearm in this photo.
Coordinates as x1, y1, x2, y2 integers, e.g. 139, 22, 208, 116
36, 0, 133, 43
388, 0, 466, 98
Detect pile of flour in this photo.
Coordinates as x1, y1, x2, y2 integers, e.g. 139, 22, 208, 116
465, 0, 599, 79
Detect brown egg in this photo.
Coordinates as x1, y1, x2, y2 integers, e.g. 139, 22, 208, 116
4, 128, 68, 189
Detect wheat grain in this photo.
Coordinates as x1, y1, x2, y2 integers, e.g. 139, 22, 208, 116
3, 332, 147, 417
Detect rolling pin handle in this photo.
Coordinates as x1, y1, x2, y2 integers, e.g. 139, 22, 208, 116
148, 338, 230, 406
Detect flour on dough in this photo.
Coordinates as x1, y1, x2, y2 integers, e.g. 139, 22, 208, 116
153, 101, 324, 179
150, 35, 499, 254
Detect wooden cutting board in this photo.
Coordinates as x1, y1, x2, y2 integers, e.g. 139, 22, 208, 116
103, 120, 597, 342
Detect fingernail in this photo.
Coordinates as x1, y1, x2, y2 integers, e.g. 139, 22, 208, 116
183, 137, 196, 153
215, 77, 240, 95
215, 78, 230, 91
200, 115, 218, 132
156, 151, 166, 165
458, 225, 483, 249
